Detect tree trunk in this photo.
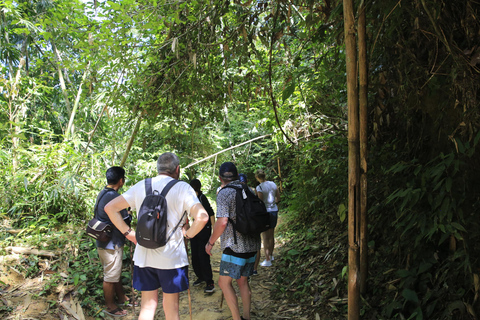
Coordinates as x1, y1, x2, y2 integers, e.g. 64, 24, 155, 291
344, 0, 360, 318
358, 1, 369, 295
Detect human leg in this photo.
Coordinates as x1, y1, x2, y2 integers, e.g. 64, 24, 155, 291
267, 228, 275, 259
253, 250, 260, 274
190, 236, 203, 282
219, 275, 241, 320
261, 231, 271, 262
236, 276, 252, 319
98, 247, 127, 314
138, 290, 158, 320
162, 292, 180, 320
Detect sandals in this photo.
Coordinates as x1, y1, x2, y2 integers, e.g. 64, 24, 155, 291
104, 307, 127, 317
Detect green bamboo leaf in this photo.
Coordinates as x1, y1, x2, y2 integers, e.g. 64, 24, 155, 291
451, 222, 466, 232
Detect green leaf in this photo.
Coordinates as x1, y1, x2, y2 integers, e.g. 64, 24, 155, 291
282, 81, 295, 102
402, 288, 419, 304
451, 222, 466, 232
287, 249, 301, 256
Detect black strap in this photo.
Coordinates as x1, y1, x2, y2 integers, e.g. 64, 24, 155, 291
93, 187, 115, 219
144, 178, 179, 197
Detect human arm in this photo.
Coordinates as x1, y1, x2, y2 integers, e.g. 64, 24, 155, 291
183, 203, 208, 239
205, 217, 228, 256
104, 195, 137, 245
275, 187, 281, 205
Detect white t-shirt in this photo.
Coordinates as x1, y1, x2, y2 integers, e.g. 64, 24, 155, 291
122, 175, 200, 269
256, 181, 278, 212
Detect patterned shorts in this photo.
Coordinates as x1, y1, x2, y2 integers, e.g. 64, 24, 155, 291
219, 250, 256, 279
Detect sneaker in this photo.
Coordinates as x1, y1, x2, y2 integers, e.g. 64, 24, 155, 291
204, 283, 215, 293
252, 270, 258, 276
271, 256, 275, 261
193, 279, 204, 286
260, 259, 272, 267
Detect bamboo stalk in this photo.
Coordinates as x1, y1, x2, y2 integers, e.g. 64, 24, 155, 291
343, 0, 360, 318
358, 1, 369, 296
65, 61, 91, 139
120, 110, 146, 167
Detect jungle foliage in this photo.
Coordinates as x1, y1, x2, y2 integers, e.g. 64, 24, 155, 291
1, 0, 480, 319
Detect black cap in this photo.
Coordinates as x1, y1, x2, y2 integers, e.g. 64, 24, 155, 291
219, 162, 238, 179
239, 173, 247, 183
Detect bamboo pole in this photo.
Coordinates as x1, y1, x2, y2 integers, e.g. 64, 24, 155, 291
65, 61, 90, 139
344, 0, 360, 318
120, 111, 146, 168
51, 41, 72, 116
183, 134, 271, 170
358, 2, 369, 295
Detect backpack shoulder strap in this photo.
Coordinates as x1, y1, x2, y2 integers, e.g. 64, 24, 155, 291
161, 179, 179, 197
94, 188, 115, 219
145, 178, 153, 195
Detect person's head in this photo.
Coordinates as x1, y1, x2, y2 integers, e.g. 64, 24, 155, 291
157, 152, 180, 178
255, 168, 266, 182
190, 178, 202, 193
106, 166, 125, 186
219, 162, 238, 183
238, 173, 248, 184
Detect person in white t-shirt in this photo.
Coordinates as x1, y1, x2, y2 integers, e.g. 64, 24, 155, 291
255, 169, 280, 268
105, 152, 209, 320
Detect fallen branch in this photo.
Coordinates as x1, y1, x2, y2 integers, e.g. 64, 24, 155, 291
5, 247, 57, 258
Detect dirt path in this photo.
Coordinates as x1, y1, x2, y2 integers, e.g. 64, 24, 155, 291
124, 243, 278, 320
0, 243, 281, 320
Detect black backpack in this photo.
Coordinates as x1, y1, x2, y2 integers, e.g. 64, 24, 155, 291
221, 184, 270, 243
136, 178, 186, 249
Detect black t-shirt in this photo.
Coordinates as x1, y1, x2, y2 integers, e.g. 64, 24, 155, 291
95, 187, 129, 249
198, 192, 215, 229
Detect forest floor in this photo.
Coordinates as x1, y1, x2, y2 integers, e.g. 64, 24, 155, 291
0, 238, 305, 320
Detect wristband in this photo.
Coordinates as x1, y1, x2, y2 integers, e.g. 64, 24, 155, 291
208, 241, 214, 247
123, 228, 132, 236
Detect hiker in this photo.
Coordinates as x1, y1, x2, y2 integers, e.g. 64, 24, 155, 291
189, 179, 216, 293
95, 166, 134, 317
206, 162, 261, 320
255, 168, 280, 267
105, 152, 209, 320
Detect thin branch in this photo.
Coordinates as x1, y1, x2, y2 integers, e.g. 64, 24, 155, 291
183, 134, 271, 170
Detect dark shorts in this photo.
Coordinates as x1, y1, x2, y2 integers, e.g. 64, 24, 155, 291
269, 211, 278, 229
219, 249, 256, 279
133, 265, 189, 293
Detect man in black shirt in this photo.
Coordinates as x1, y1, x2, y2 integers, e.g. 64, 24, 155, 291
95, 166, 132, 317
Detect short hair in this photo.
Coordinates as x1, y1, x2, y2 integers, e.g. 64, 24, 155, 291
190, 179, 201, 192
255, 168, 266, 180
106, 166, 125, 185
157, 152, 180, 174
